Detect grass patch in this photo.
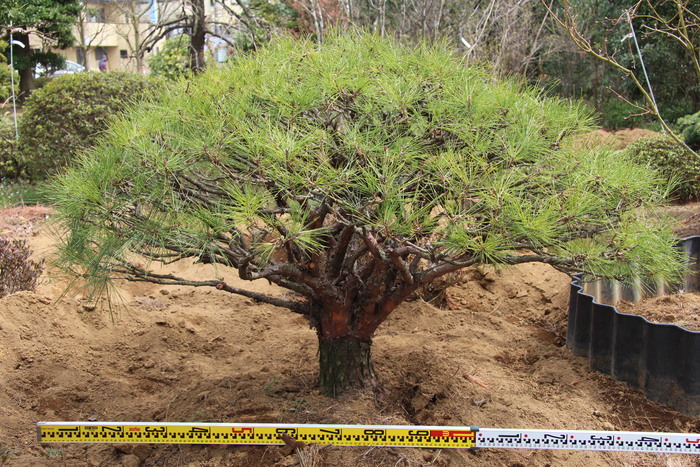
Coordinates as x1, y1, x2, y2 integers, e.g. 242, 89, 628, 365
0, 180, 51, 209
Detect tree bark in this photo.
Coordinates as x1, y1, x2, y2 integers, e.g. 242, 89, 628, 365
318, 334, 377, 397
17, 34, 34, 102
310, 295, 382, 397
189, 0, 207, 73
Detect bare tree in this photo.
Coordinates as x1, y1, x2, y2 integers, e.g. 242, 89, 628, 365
638, 0, 700, 86
188, 0, 205, 72
289, 0, 332, 42
543, 0, 698, 156
75, 2, 109, 71
108, 0, 209, 74
212, 0, 265, 51
109, 0, 158, 74
290, 0, 552, 77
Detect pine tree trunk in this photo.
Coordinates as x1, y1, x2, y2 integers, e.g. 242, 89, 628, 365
318, 334, 377, 397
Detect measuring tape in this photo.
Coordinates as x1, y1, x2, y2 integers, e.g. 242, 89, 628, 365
36, 422, 700, 454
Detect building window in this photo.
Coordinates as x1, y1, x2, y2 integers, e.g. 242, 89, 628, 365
120, 50, 129, 59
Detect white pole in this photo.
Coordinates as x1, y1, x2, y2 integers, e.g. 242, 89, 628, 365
9, 21, 18, 140
626, 10, 659, 115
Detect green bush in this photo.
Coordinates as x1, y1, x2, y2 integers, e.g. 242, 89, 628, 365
0, 120, 24, 180
0, 41, 19, 102
148, 37, 190, 80
18, 72, 165, 179
51, 32, 687, 396
599, 99, 648, 129
625, 136, 700, 202
33, 76, 53, 90
0, 237, 43, 298
677, 110, 700, 150
0, 65, 19, 102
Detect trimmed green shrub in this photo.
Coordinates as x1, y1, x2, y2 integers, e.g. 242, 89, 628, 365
677, 110, 700, 150
18, 72, 165, 179
0, 237, 43, 298
33, 76, 53, 90
625, 136, 700, 202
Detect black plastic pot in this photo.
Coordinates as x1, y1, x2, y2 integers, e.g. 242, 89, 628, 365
567, 236, 700, 415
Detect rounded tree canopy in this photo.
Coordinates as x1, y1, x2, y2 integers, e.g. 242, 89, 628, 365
53, 32, 684, 308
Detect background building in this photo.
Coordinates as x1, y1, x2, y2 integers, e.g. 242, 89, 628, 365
31, 0, 239, 74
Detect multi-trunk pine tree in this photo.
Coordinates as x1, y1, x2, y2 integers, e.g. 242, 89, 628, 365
52, 33, 685, 396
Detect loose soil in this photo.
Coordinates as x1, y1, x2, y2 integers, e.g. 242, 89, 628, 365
1, 203, 700, 467
617, 292, 700, 332
615, 201, 700, 332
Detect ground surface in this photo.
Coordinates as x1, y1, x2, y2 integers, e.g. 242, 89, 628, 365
613, 202, 700, 332
0, 201, 699, 467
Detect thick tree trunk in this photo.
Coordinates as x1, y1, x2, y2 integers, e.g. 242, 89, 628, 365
17, 34, 34, 102
318, 334, 377, 397
311, 274, 421, 396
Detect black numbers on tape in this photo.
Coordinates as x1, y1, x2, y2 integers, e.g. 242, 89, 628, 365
102, 427, 123, 433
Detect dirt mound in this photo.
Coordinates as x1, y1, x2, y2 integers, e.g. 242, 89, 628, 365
0, 206, 53, 238
1, 211, 699, 466
616, 292, 700, 331
574, 128, 660, 150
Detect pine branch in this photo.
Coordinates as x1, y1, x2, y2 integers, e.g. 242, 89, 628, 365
115, 263, 307, 314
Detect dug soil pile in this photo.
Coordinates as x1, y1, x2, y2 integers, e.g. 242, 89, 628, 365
1, 206, 699, 467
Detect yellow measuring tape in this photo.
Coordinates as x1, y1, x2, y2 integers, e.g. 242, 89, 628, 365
37, 422, 477, 448
37, 422, 700, 453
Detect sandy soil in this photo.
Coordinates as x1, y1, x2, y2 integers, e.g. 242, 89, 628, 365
1, 206, 700, 467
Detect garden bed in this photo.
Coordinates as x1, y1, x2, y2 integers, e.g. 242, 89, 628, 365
568, 236, 700, 416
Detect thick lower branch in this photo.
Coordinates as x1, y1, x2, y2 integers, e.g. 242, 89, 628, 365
114, 267, 307, 314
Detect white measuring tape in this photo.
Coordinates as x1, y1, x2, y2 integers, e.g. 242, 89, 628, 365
36, 422, 700, 454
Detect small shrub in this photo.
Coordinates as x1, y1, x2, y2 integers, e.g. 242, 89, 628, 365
18, 72, 165, 179
0, 237, 44, 298
0, 120, 25, 180
625, 136, 700, 202
0, 41, 19, 102
677, 111, 700, 150
148, 37, 191, 80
